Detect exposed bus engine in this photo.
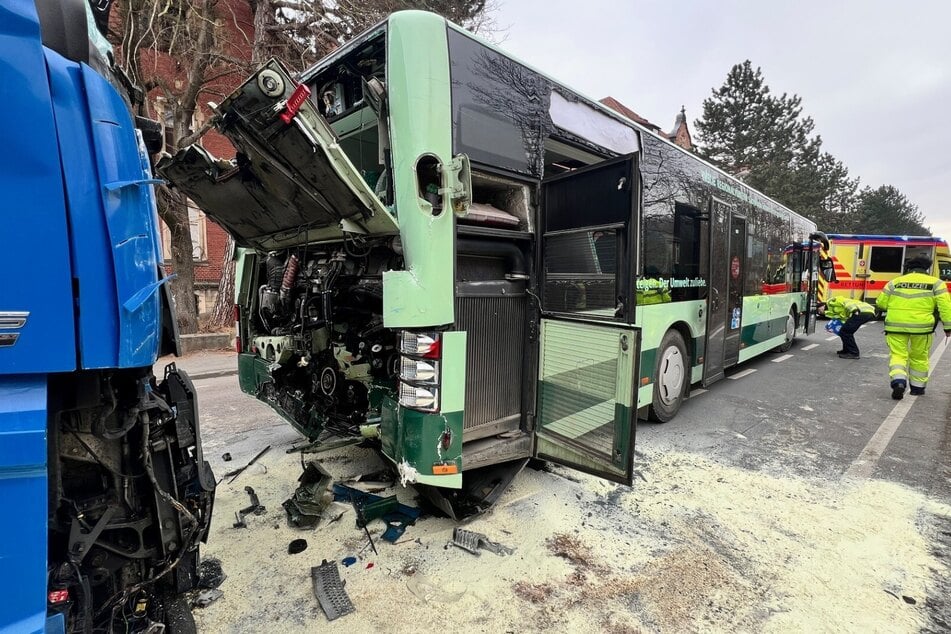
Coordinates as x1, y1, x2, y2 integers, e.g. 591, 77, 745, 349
243, 239, 401, 438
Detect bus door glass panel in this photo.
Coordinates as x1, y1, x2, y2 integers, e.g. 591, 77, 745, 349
536, 155, 638, 485
702, 197, 732, 386
804, 243, 818, 334
722, 214, 747, 367
670, 203, 705, 301
868, 246, 904, 300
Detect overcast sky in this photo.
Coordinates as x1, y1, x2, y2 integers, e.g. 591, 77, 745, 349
490, 0, 951, 237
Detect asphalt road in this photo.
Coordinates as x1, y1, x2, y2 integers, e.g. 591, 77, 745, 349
642, 320, 951, 496
189, 320, 951, 631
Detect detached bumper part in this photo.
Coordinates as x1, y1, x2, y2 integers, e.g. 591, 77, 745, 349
311, 560, 355, 621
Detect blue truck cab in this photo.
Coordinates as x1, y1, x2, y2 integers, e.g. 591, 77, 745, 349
0, 1, 215, 631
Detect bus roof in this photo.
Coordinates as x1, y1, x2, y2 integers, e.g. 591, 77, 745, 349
302, 10, 816, 230
826, 233, 947, 245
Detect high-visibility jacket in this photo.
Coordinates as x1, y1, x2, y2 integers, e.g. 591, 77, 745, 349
876, 271, 951, 334
636, 278, 671, 305
824, 297, 875, 321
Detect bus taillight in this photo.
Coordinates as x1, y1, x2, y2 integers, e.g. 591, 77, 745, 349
398, 331, 441, 411
234, 304, 242, 353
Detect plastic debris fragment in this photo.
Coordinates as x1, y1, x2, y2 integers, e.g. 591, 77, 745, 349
311, 560, 355, 621
449, 527, 515, 556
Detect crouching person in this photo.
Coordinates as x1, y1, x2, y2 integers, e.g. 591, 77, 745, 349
818, 297, 876, 359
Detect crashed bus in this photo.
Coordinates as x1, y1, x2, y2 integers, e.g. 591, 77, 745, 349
161, 10, 822, 516
817, 233, 951, 304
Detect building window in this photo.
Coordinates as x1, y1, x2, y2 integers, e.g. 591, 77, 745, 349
162, 201, 207, 262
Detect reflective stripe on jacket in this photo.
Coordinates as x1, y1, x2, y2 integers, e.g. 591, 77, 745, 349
825, 297, 875, 320
876, 271, 951, 334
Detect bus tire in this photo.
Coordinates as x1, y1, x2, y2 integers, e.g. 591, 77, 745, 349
773, 308, 797, 352
648, 329, 688, 423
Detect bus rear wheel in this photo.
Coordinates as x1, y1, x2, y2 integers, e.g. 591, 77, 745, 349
648, 329, 688, 423
773, 308, 797, 352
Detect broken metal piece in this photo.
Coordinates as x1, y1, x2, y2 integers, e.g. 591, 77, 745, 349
283, 461, 333, 529
351, 498, 378, 555
233, 486, 266, 528
311, 560, 355, 621
449, 527, 515, 557
221, 445, 271, 484
192, 588, 223, 609
243, 486, 266, 515
286, 437, 362, 454
332, 484, 421, 543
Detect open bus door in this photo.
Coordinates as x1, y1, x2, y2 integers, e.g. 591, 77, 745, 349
805, 232, 831, 335
534, 155, 639, 486
702, 197, 744, 385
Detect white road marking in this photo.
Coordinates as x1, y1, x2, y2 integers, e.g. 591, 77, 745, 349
801, 343, 820, 351
844, 338, 951, 480
728, 368, 757, 380
772, 354, 794, 363
825, 336, 838, 342
689, 388, 707, 398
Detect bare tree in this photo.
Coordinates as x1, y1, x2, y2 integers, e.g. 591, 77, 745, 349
112, 0, 251, 334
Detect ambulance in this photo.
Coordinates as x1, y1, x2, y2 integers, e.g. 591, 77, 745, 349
817, 234, 951, 303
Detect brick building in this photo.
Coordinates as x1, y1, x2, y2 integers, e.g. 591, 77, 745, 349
599, 97, 693, 151
118, 1, 255, 314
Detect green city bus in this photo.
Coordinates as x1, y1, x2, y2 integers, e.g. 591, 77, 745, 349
161, 10, 822, 515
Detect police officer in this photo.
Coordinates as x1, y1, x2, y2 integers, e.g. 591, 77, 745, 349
876, 256, 951, 399
817, 296, 876, 358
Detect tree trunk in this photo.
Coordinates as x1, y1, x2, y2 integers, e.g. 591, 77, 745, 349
159, 190, 200, 334
210, 235, 236, 328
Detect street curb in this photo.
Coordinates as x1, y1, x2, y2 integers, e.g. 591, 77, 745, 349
188, 369, 238, 381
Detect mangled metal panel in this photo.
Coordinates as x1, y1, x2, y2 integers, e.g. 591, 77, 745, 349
158, 60, 398, 250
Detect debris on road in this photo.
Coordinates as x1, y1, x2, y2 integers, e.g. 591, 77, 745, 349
448, 527, 515, 556
405, 573, 466, 604
288, 539, 308, 554
341, 556, 357, 567
233, 486, 266, 528
222, 452, 232, 462
311, 560, 355, 621
333, 484, 422, 543
221, 445, 271, 484
192, 589, 224, 609
283, 461, 333, 529
351, 497, 378, 555
197, 557, 226, 589
287, 437, 363, 454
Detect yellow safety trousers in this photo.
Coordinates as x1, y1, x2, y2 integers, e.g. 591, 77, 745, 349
886, 332, 933, 387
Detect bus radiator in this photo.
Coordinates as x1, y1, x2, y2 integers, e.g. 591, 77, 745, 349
455, 293, 526, 440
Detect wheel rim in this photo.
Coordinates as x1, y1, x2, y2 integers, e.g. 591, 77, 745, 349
657, 346, 685, 406
785, 313, 795, 342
